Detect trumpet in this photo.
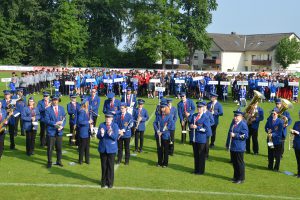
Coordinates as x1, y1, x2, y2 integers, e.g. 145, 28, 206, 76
71, 125, 77, 144
133, 113, 142, 133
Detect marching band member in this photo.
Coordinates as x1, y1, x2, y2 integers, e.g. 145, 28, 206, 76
133, 99, 149, 153
177, 92, 195, 144
102, 92, 121, 115
227, 110, 248, 184
0, 101, 7, 159
202, 101, 214, 159
291, 111, 300, 178
21, 97, 40, 156
37, 92, 51, 147
246, 101, 264, 155
67, 94, 80, 145
153, 101, 174, 167
45, 95, 66, 168
116, 103, 133, 165
167, 98, 177, 155
88, 88, 100, 126
274, 99, 292, 158
77, 99, 92, 164
265, 108, 284, 171
1, 90, 17, 150
207, 92, 223, 148
15, 88, 26, 136
97, 112, 119, 188
238, 85, 247, 107
189, 102, 211, 175
121, 87, 137, 111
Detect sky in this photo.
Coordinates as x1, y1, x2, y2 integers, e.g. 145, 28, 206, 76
207, 0, 300, 35
118, 0, 300, 49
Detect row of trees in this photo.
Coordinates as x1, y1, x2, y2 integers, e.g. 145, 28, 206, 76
0, 0, 217, 68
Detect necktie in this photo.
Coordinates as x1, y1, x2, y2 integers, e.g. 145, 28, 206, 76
127, 95, 130, 103
0, 113, 2, 122
195, 114, 201, 121
162, 114, 165, 120
138, 108, 141, 115
121, 114, 124, 120
55, 106, 58, 117
106, 124, 111, 130
272, 119, 276, 124
110, 101, 114, 108
184, 102, 187, 112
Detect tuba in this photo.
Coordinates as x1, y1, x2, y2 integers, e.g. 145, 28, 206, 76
277, 98, 293, 127
244, 90, 265, 125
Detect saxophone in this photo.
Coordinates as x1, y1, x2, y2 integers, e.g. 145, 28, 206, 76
0, 109, 14, 133
244, 90, 265, 125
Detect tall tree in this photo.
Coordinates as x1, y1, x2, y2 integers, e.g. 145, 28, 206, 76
179, 0, 217, 69
51, 1, 88, 66
129, 0, 186, 69
275, 37, 300, 69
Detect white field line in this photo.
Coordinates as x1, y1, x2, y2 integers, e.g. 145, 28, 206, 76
114, 109, 156, 171
0, 182, 299, 200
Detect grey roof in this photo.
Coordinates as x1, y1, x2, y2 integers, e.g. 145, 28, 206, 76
209, 32, 297, 52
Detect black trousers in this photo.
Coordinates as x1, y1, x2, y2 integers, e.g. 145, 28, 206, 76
246, 127, 259, 154
193, 143, 206, 174
169, 130, 175, 155
69, 124, 75, 145
100, 153, 115, 187
156, 138, 169, 166
231, 151, 245, 181
47, 135, 62, 165
15, 116, 24, 136
281, 139, 285, 157
268, 144, 282, 171
92, 116, 97, 127
135, 131, 144, 150
26, 130, 36, 155
295, 149, 300, 176
40, 121, 47, 146
205, 136, 210, 159
180, 120, 188, 144
79, 137, 90, 163
117, 138, 130, 164
9, 124, 15, 149
210, 124, 218, 146
0, 133, 4, 158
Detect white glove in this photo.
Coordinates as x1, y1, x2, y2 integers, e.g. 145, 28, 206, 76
199, 128, 205, 132
100, 128, 105, 136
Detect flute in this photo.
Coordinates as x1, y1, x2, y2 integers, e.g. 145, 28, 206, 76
193, 116, 196, 143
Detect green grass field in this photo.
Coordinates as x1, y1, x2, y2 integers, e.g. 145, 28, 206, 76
0, 71, 300, 200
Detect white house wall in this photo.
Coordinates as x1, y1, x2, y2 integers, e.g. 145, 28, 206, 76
221, 52, 244, 72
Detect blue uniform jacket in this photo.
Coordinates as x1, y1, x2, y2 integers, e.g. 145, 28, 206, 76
21, 107, 40, 131
227, 120, 249, 152
88, 95, 100, 117
250, 106, 264, 130
265, 117, 284, 145
102, 99, 121, 114
133, 108, 149, 131
97, 122, 119, 154
45, 105, 66, 137
67, 102, 80, 125
177, 99, 195, 122
267, 110, 292, 138
188, 112, 211, 144
292, 121, 300, 150
115, 112, 133, 138
153, 114, 174, 140
37, 99, 51, 123
169, 106, 178, 131
15, 97, 26, 113
207, 101, 223, 125
205, 110, 214, 136
1, 99, 16, 125
77, 109, 90, 139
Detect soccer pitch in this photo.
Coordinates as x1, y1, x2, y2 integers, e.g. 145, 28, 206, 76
0, 72, 299, 200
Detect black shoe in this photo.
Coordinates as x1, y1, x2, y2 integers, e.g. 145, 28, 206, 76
133, 149, 139, 153
254, 153, 258, 155
79, 161, 83, 165
56, 162, 63, 167
246, 151, 250, 154
108, 185, 113, 189
139, 149, 143, 153
124, 162, 129, 165
157, 164, 162, 167
85, 161, 90, 164
116, 161, 121, 165
47, 163, 52, 168
297, 175, 300, 178
233, 180, 243, 184
209, 144, 214, 148
162, 165, 167, 168
10, 146, 15, 150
